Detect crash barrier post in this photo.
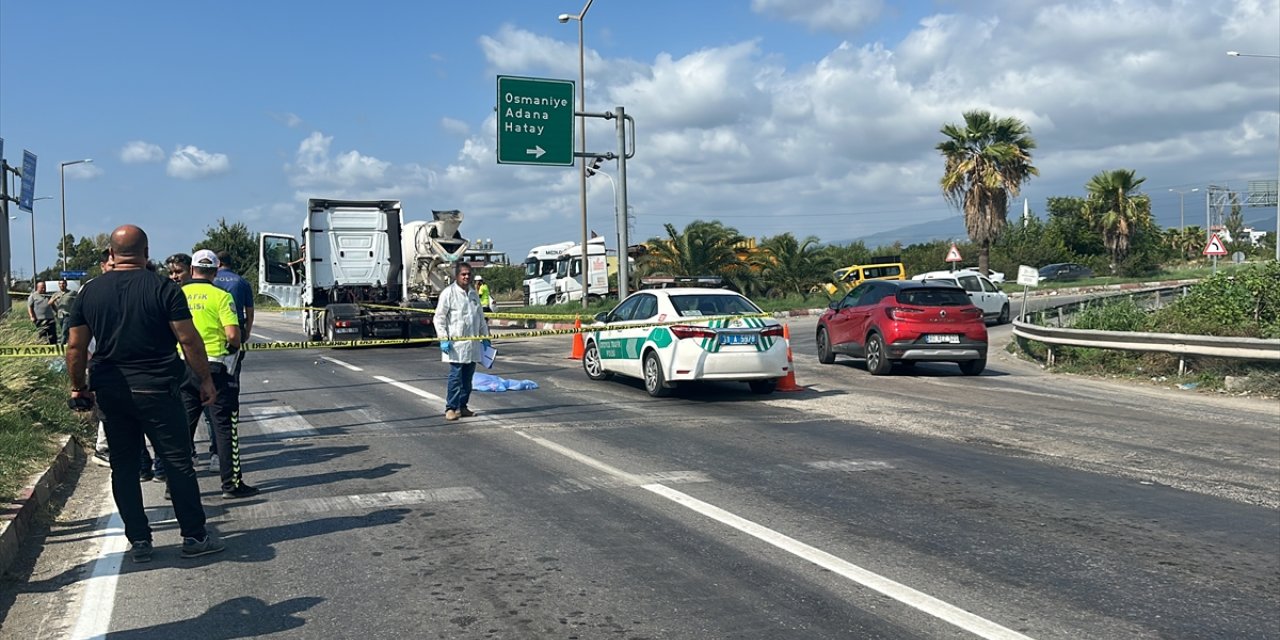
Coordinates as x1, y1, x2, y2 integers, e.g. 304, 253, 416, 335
776, 324, 803, 392
568, 317, 584, 360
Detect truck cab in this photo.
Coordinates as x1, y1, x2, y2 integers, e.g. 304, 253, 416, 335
522, 241, 575, 306
553, 236, 612, 303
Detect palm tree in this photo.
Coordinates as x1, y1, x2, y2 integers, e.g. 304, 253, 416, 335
1083, 169, 1152, 273
937, 111, 1039, 276
757, 233, 834, 296
641, 220, 747, 280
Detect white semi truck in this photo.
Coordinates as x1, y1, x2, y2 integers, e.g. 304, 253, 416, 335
522, 240, 575, 306
552, 236, 613, 303
258, 199, 468, 341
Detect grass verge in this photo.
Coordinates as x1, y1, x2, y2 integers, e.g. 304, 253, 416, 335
0, 314, 89, 503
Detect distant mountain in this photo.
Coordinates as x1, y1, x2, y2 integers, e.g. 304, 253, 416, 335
843, 215, 967, 248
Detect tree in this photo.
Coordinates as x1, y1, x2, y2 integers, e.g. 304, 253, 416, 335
1082, 169, 1152, 274
756, 233, 833, 296
193, 218, 258, 291
937, 110, 1039, 277
640, 220, 747, 280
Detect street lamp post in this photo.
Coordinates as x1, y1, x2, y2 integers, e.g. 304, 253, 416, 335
1226, 51, 1280, 261
59, 159, 92, 273
1169, 188, 1199, 231
560, 0, 594, 309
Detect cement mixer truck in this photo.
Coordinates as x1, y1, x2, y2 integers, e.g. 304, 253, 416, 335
258, 199, 469, 341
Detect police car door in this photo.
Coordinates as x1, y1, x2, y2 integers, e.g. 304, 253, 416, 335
613, 293, 659, 379
595, 294, 642, 376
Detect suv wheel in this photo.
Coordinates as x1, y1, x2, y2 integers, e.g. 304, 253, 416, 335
998, 303, 1010, 325
959, 358, 986, 376
865, 333, 892, 376
817, 327, 836, 364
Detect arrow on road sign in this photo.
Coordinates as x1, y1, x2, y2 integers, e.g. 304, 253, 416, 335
945, 244, 963, 263
526, 146, 546, 159
1203, 233, 1228, 256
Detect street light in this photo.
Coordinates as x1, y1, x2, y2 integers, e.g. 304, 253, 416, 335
1169, 188, 1199, 231
560, 0, 594, 309
1226, 50, 1280, 260
60, 159, 93, 272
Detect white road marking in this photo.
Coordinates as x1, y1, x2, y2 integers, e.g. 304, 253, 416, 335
643, 484, 1034, 640
361, 373, 1033, 640
251, 331, 278, 342
320, 355, 363, 371
548, 470, 711, 493
69, 511, 126, 640
241, 405, 319, 439
374, 375, 448, 405
146, 487, 483, 524
804, 459, 896, 472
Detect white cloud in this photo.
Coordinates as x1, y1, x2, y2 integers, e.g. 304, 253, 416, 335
167, 145, 231, 179
752, 0, 883, 34
63, 162, 103, 180
120, 141, 164, 164
441, 117, 470, 136
285, 132, 436, 200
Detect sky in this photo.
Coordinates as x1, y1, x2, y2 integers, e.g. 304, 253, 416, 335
1, 0, 1277, 278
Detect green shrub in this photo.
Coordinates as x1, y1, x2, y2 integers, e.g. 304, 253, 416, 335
1150, 261, 1280, 338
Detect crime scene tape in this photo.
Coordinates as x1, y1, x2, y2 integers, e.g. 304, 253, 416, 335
264, 302, 582, 322
0, 314, 775, 358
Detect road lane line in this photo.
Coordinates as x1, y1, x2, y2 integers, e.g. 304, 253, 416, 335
320, 355, 363, 371
69, 511, 126, 640
241, 405, 319, 439
643, 484, 1034, 640
373, 374, 1036, 637
252, 331, 278, 342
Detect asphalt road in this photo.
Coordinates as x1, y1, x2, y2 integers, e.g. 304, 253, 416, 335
1, 311, 1276, 639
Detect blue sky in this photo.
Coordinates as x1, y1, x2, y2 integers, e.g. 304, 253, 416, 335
2, 0, 1277, 278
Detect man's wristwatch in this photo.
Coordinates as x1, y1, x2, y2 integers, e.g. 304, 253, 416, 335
71, 386, 88, 393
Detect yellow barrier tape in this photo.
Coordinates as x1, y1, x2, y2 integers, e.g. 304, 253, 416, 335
0, 314, 775, 358
263, 302, 582, 321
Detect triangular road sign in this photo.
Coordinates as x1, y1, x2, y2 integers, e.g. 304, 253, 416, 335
945, 244, 963, 263
1203, 233, 1228, 256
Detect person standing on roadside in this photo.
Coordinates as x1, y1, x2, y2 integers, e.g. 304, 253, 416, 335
52, 279, 79, 345
433, 262, 490, 421
475, 275, 492, 313
183, 250, 258, 499
65, 225, 225, 562
165, 252, 192, 285
27, 281, 57, 345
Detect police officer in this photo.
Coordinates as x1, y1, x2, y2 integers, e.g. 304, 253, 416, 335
183, 250, 259, 499
475, 275, 492, 312
65, 225, 224, 562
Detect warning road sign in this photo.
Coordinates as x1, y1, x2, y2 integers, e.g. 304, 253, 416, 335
1203, 233, 1228, 256
945, 244, 963, 263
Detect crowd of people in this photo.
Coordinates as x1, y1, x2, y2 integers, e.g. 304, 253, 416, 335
64, 225, 259, 562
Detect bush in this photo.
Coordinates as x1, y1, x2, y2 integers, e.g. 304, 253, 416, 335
1150, 262, 1280, 338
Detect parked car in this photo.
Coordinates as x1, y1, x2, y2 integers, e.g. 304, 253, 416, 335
582, 288, 789, 396
1037, 263, 1093, 282
816, 280, 988, 375
911, 270, 1011, 324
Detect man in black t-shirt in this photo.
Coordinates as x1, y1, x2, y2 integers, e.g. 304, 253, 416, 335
66, 225, 226, 562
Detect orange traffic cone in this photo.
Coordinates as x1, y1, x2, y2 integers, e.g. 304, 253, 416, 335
776, 323, 803, 392
568, 317, 585, 360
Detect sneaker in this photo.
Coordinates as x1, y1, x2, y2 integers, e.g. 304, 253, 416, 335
181, 534, 226, 558
444, 409, 459, 421
139, 470, 155, 482
130, 540, 153, 563
152, 471, 167, 483
164, 486, 171, 501
459, 408, 476, 418
91, 452, 111, 467
221, 483, 261, 500
208, 456, 220, 476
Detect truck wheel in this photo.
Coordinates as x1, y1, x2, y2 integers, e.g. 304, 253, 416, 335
546, 295, 557, 306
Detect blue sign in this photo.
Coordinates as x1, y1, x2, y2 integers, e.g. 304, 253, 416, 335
19, 150, 37, 213
61, 271, 88, 279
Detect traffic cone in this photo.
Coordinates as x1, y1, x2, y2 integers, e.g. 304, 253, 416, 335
568, 317, 585, 360
776, 323, 803, 392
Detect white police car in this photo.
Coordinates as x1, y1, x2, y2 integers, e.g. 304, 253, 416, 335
582, 288, 789, 396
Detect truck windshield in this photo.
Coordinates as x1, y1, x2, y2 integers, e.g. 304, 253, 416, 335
523, 258, 540, 279
556, 258, 569, 279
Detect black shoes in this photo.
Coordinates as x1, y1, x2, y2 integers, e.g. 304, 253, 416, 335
221, 483, 261, 500
130, 540, 153, 563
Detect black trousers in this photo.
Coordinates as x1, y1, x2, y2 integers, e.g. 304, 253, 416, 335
96, 381, 208, 543
34, 319, 56, 345
182, 363, 244, 492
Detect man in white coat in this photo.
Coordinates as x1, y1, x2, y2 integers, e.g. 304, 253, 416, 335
433, 262, 491, 421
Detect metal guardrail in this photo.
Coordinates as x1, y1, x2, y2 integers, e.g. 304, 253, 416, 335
1013, 281, 1280, 371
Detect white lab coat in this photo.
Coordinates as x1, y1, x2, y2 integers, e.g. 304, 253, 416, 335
433, 283, 489, 363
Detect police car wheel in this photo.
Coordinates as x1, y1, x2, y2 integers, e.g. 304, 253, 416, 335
643, 352, 671, 397
582, 342, 612, 381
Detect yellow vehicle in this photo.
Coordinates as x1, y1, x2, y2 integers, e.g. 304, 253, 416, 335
822, 259, 906, 295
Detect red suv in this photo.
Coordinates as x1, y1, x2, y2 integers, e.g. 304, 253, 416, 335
816, 280, 988, 375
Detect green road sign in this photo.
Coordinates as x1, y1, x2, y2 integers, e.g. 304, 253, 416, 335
496, 75, 575, 166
